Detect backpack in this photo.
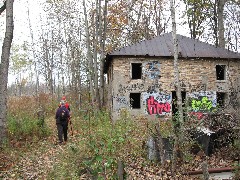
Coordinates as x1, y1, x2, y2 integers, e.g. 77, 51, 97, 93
59, 108, 67, 121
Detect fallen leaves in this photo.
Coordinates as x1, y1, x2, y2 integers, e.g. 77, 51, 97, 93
0, 115, 238, 180
0, 153, 14, 171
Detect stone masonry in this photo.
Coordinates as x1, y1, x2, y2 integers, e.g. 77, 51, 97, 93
106, 57, 240, 121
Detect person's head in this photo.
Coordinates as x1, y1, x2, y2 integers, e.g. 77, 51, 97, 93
61, 96, 66, 101
60, 100, 65, 106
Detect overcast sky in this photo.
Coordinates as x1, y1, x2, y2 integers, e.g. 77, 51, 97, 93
0, 0, 45, 84
1, 0, 189, 49
1, 0, 44, 49
1, 0, 189, 85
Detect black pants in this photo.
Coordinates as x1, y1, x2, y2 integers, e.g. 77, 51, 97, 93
56, 121, 68, 143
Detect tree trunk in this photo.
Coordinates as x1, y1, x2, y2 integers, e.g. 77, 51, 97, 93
83, 0, 95, 104
217, 0, 226, 48
0, 0, 14, 144
27, 1, 39, 97
213, 0, 219, 46
93, 0, 100, 108
0, 1, 6, 15
99, 0, 108, 108
170, 0, 183, 175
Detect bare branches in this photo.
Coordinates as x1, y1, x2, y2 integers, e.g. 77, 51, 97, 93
0, 0, 6, 15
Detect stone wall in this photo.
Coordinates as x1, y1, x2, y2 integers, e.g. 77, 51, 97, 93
106, 57, 240, 121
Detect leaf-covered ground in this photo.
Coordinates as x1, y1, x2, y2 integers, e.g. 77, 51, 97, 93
0, 116, 238, 180
0, 116, 64, 179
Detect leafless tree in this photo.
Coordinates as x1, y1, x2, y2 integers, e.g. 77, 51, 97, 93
0, 0, 14, 144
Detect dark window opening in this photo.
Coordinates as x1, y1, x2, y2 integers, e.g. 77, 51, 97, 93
132, 63, 142, 79
130, 93, 141, 109
172, 91, 186, 115
217, 92, 225, 107
216, 65, 226, 80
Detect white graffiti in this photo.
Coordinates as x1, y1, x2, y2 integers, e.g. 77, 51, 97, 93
113, 96, 129, 111
143, 61, 161, 79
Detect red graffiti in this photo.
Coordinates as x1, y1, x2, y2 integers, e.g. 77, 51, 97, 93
190, 112, 208, 120
147, 96, 171, 115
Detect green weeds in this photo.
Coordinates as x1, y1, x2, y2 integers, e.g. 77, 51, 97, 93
7, 114, 51, 141
47, 110, 147, 179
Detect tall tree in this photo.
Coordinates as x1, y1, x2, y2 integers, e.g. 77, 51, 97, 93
183, 0, 212, 39
225, 0, 240, 52
170, 0, 183, 175
83, 0, 95, 104
183, 0, 239, 49
0, 0, 14, 144
99, 0, 108, 108
216, 0, 226, 48
27, 0, 39, 96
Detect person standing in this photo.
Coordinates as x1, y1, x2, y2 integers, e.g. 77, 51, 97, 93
59, 96, 73, 136
61, 96, 70, 112
55, 101, 70, 144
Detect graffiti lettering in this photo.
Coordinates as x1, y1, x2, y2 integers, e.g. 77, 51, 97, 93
188, 91, 217, 120
115, 97, 127, 104
113, 96, 129, 111
147, 84, 162, 93
191, 97, 213, 111
187, 91, 217, 108
143, 92, 171, 103
118, 83, 144, 93
143, 61, 161, 79
147, 96, 171, 115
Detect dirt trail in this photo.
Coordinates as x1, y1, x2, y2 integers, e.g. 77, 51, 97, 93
0, 117, 78, 179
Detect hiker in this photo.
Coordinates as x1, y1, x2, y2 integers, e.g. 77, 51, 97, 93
55, 101, 70, 144
60, 96, 70, 112
59, 96, 73, 136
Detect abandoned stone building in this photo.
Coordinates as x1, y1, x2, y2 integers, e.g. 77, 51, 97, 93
104, 33, 240, 121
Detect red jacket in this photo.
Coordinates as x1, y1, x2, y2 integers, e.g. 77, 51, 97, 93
65, 102, 70, 111
59, 102, 70, 111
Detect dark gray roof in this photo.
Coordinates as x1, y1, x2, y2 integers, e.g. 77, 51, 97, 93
104, 32, 240, 73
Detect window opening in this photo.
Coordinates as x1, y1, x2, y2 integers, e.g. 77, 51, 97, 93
132, 63, 142, 79
216, 65, 226, 80
217, 92, 225, 107
130, 93, 141, 109
172, 91, 186, 115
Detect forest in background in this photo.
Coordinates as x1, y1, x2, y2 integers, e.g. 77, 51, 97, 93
0, 0, 240, 179
3, 0, 240, 105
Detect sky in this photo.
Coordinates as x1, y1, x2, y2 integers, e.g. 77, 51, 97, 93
1, 0, 43, 43
0, 0, 45, 84
0, 0, 190, 85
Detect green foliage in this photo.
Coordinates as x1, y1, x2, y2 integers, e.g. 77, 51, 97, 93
183, 0, 212, 38
10, 42, 32, 74
47, 109, 146, 179
80, 111, 134, 178
6, 94, 55, 143
7, 114, 51, 141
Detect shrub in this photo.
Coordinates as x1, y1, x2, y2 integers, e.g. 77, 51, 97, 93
7, 114, 51, 141
47, 109, 148, 179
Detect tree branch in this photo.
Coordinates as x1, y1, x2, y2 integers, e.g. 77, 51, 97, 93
0, 1, 6, 15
